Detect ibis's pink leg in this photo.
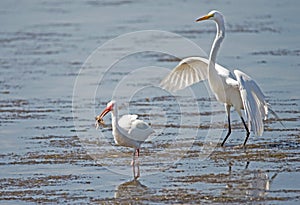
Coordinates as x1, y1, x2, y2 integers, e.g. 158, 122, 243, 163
131, 149, 137, 165
131, 148, 140, 166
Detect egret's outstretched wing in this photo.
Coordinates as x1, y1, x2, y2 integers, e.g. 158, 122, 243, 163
118, 114, 138, 132
160, 57, 209, 92
234, 70, 268, 136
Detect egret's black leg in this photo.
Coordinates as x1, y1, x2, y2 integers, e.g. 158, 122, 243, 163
245, 161, 250, 169
221, 105, 232, 146
241, 116, 250, 146
221, 115, 231, 146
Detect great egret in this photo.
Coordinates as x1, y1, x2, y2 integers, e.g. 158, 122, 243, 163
95, 101, 154, 164
160, 10, 279, 146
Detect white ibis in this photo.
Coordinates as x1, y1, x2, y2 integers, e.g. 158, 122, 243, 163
95, 100, 154, 165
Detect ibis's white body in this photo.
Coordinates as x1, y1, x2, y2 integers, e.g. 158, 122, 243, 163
111, 111, 154, 150
96, 101, 154, 163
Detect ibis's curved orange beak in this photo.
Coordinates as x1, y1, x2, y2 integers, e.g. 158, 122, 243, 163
98, 107, 111, 119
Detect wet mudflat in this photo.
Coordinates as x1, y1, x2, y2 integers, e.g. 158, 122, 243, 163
0, 0, 299, 204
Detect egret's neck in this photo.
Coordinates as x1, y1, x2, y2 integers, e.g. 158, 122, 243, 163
209, 20, 225, 68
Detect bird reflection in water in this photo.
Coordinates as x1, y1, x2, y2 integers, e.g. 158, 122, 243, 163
225, 161, 278, 200
132, 159, 140, 179
115, 163, 148, 200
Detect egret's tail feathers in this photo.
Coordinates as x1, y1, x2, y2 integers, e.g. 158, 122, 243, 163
268, 107, 285, 128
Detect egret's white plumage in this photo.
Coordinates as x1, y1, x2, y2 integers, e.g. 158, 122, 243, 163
95, 101, 154, 163
160, 10, 278, 146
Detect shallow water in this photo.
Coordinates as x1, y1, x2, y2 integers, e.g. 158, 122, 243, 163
1, 0, 299, 204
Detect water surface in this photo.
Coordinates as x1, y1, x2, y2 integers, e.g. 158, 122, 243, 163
0, 0, 299, 204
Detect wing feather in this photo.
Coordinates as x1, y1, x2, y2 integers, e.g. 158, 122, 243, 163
160, 56, 231, 92
160, 57, 209, 92
128, 120, 154, 142
234, 70, 268, 136
118, 115, 153, 142
118, 114, 138, 132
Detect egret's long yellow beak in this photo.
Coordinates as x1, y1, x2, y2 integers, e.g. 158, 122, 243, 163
195, 13, 213, 22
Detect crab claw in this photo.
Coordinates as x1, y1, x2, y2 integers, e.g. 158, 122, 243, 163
95, 115, 105, 129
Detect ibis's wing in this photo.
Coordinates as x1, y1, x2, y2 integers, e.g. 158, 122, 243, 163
234, 70, 268, 136
118, 114, 138, 132
160, 57, 209, 92
128, 119, 154, 142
